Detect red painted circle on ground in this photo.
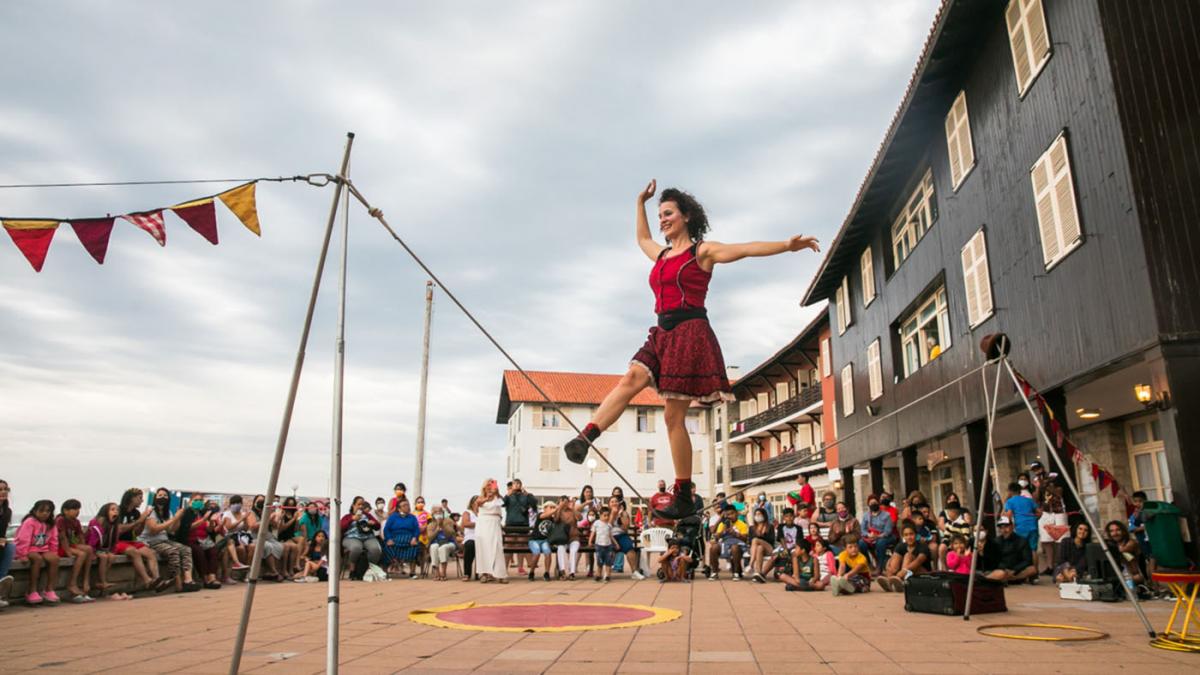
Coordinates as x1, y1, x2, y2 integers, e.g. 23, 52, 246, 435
436, 604, 654, 628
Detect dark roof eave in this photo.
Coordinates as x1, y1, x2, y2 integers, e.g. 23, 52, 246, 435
733, 310, 829, 388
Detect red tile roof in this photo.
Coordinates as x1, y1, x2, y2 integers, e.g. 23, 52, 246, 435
502, 370, 667, 407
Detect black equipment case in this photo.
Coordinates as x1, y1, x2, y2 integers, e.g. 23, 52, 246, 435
903, 572, 1008, 615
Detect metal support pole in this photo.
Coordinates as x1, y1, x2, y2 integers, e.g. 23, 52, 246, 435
414, 280, 433, 499
327, 140, 356, 674
1002, 357, 1157, 637
228, 132, 355, 675
963, 355, 1005, 621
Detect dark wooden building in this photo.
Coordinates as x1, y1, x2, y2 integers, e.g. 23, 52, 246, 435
801, 0, 1200, 539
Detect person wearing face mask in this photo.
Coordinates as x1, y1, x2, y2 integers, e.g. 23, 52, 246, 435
1002, 481, 1041, 566
859, 496, 895, 575
140, 488, 200, 592
826, 502, 861, 555
425, 506, 459, 581
878, 492, 899, 525
374, 498, 387, 523
340, 496, 382, 580
755, 493, 775, 524
383, 498, 421, 578
186, 497, 223, 589
650, 480, 675, 527
1016, 472, 1034, 498
747, 508, 776, 582
815, 492, 838, 525
388, 483, 407, 514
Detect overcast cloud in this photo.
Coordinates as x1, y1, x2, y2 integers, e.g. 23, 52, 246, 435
0, 1, 935, 514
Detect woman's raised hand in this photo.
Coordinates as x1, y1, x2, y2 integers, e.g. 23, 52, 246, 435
638, 179, 657, 204
787, 235, 820, 253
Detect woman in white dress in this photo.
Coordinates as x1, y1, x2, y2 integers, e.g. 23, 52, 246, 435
474, 479, 508, 583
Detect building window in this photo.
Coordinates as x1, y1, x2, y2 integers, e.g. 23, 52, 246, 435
589, 448, 609, 472
861, 247, 876, 307
638, 448, 655, 473
867, 339, 883, 401
899, 286, 951, 378
1031, 132, 1083, 270
821, 338, 831, 377
1006, 0, 1051, 97
933, 464, 955, 510
535, 405, 561, 429
960, 228, 994, 328
836, 276, 852, 334
841, 364, 854, 417
1127, 417, 1170, 502
891, 169, 938, 268
693, 450, 703, 474
540, 446, 560, 472
685, 410, 703, 434
945, 90, 976, 190
636, 408, 656, 433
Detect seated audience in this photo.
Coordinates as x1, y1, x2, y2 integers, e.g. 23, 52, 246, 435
0, 479, 13, 608
859, 495, 895, 575
779, 539, 816, 591
657, 540, 692, 582
1053, 522, 1091, 583
876, 523, 932, 592
55, 499, 95, 602
340, 496, 382, 580
938, 501, 972, 570
827, 501, 861, 555
426, 506, 458, 581
550, 505, 581, 580
945, 534, 973, 575
15, 499, 61, 605
706, 504, 748, 581
143, 487, 200, 592
978, 517, 1038, 584
300, 530, 329, 582
117, 488, 161, 590
830, 539, 871, 596
187, 499, 223, 590
1105, 519, 1145, 585
86, 503, 128, 600
383, 498, 421, 577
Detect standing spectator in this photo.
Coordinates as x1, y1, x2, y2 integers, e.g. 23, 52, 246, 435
340, 496, 382, 580
551, 505, 582, 580
387, 483, 407, 514
706, 504, 747, 581
1002, 481, 1041, 567
277, 497, 304, 577
788, 475, 816, 514
55, 499, 94, 602
1036, 476, 1068, 575
578, 485, 600, 577
978, 517, 1037, 583
747, 507, 776, 583
298, 501, 323, 542
650, 480, 674, 527
0, 480, 12, 607
15, 499, 61, 605
142, 488, 199, 592
859, 495, 895, 575
460, 496, 478, 582
504, 479, 536, 573
589, 506, 615, 582
117, 489, 161, 589
383, 499, 421, 577
876, 523, 932, 592
86, 503, 127, 600
830, 539, 871, 596
730, 492, 748, 522
1016, 472, 1034, 498
475, 479, 507, 584
827, 501, 862, 555
899, 490, 929, 522
1128, 491, 1154, 579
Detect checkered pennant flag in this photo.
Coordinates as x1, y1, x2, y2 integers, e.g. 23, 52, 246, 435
121, 210, 166, 246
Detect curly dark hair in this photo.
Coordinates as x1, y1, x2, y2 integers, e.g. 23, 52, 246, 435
660, 188, 710, 242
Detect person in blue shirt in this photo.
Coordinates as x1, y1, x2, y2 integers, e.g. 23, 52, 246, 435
1003, 481, 1041, 555
383, 499, 421, 578
859, 494, 895, 575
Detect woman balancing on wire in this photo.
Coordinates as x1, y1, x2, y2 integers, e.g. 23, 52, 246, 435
564, 180, 820, 520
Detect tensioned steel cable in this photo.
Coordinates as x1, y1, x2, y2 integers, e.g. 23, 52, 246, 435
343, 176, 1003, 514
0, 174, 335, 189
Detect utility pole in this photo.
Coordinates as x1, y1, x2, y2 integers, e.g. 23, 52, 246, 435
414, 280, 433, 499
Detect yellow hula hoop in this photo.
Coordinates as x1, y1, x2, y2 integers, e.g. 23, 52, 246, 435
976, 623, 1109, 642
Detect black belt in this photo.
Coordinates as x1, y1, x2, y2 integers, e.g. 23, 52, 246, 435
657, 308, 708, 330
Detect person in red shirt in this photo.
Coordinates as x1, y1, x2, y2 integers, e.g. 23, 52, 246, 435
649, 480, 676, 527
880, 492, 899, 524
787, 475, 816, 513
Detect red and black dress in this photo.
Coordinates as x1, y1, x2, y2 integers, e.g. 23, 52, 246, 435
630, 243, 734, 403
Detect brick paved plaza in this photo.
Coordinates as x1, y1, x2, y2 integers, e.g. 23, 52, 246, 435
0, 578, 1194, 674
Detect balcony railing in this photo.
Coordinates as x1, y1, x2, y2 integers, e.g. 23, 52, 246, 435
731, 385, 821, 437
730, 445, 825, 483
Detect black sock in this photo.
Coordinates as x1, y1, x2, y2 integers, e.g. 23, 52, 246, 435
582, 423, 601, 441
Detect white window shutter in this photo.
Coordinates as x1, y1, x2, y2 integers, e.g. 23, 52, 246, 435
1006, 1, 1032, 93
532, 407, 543, 428
1050, 136, 1081, 250
1027, 0, 1051, 66
948, 91, 975, 189
841, 277, 852, 329
860, 248, 875, 306
647, 410, 656, 433
868, 340, 882, 400
1031, 133, 1082, 268
945, 101, 962, 188
961, 234, 981, 326
841, 364, 854, 416
694, 450, 703, 474
961, 229, 993, 327
835, 285, 846, 334
637, 448, 647, 473
1031, 151, 1060, 264
821, 338, 831, 377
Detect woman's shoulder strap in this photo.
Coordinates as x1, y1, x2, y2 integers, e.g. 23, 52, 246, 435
656, 247, 670, 261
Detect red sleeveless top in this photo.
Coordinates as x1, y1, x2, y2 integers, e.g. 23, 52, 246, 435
650, 243, 711, 314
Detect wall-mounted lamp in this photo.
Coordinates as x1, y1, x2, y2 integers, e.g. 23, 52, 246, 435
865, 405, 879, 417
1075, 408, 1101, 420
832, 479, 844, 490
1134, 384, 1170, 411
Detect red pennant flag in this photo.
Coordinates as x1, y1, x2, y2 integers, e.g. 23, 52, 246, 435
1110, 479, 1120, 498
1048, 418, 1063, 444
121, 210, 166, 246
171, 198, 218, 245
1098, 471, 1113, 492
1066, 440, 1084, 464
3, 219, 60, 272
68, 217, 115, 264
1091, 463, 1100, 480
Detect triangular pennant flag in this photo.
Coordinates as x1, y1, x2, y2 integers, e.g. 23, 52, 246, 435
3, 219, 59, 272
1110, 479, 1120, 498
121, 210, 166, 246
68, 217, 116, 264
171, 198, 218, 245
1091, 463, 1101, 480
217, 182, 260, 236
1098, 471, 1113, 492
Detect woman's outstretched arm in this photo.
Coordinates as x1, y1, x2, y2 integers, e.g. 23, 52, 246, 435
699, 235, 820, 269
636, 179, 665, 261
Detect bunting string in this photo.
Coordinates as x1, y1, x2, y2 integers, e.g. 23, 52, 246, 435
1012, 368, 1136, 514
1, 173, 333, 272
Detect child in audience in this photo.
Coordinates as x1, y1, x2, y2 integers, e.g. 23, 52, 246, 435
589, 507, 615, 582
528, 502, 557, 581
657, 540, 692, 582
945, 534, 973, 574
938, 503, 972, 571
221, 495, 252, 580
86, 503, 128, 599
877, 523, 932, 592
830, 539, 871, 596
779, 539, 816, 591
15, 499, 61, 605
809, 538, 837, 591
117, 488, 161, 589
300, 530, 329, 582
55, 499, 95, 602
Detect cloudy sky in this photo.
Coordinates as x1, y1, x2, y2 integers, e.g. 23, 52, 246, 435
0, 1, 935, 514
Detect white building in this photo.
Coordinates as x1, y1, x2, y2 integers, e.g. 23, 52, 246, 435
496, 370, 712, 505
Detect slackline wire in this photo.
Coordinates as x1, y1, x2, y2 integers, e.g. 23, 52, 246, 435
341, 176, 1004, 515
0, 174, 337, 189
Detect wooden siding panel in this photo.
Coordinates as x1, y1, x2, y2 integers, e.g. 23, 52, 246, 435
827, 0, 1157, 469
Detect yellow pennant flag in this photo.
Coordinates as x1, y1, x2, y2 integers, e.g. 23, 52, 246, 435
217, 182, 261, 236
